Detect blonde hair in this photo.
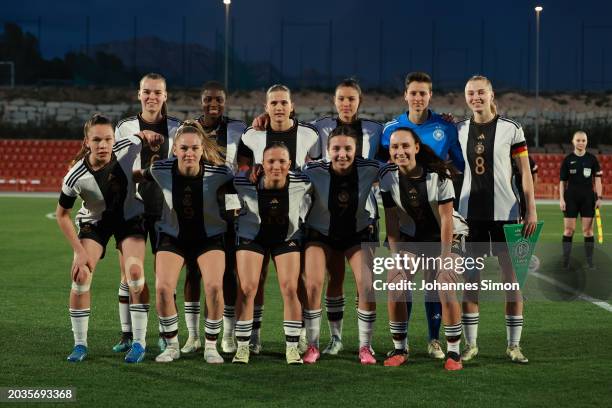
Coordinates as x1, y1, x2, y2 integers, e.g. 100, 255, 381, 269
175, 120, 225, 166
71, 113, 114, 167
140, 72, 168, 116
467, 75, 497, 115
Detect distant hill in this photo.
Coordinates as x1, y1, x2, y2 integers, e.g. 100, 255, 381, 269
92, 36, 281, 88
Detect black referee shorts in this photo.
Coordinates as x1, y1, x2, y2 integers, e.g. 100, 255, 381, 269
78, 216, 146, 259
564, 189, 596, 218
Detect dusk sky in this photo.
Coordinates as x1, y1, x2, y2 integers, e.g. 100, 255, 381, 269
3, 0, 612, 90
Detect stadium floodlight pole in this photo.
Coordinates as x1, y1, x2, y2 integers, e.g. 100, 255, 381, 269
534, 6, 543, 148
223, 0, 231, 92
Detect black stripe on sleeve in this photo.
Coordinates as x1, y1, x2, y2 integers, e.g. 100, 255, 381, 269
381, 191, 396, 208
66, 164, 87, 188
59, 192, 77, 209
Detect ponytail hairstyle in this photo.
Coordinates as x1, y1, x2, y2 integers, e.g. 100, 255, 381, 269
467, 75, 497, 115
175, 120, 226, 166
71, 113, 114, 167
139, 72, 168, 116
392, 127, 459, 180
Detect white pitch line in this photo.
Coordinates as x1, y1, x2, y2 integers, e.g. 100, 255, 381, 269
531, 271, 612, 312
0, 192, 57, 198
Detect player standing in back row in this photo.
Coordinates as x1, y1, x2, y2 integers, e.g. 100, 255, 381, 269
113, 73, 181, 353
457, 75, 537, 364
381, 72, 465, 360
252, 78, 383, 356
180, 81, 247, 355
237, 84, 320, 354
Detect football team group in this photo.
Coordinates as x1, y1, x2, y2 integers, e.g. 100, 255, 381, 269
57, 70, 601, 370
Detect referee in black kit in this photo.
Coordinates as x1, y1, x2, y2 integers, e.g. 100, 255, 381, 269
559, 130, 603, 269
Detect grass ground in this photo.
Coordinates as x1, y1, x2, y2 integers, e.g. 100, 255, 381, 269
1, 197, 611, 407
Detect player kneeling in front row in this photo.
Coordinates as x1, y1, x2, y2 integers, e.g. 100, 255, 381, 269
57, 114, 163, 363
136, 121, 233, 363
233, 143, 311, 365
379, 127, 467, 370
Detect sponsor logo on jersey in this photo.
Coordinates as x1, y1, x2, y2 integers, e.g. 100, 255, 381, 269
477, 133, 485, 140
584, 168, 591, 178
433, 128, 445, 141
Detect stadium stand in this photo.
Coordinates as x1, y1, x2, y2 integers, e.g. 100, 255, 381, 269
0, 139, 611, 197
0, 139, 82, 192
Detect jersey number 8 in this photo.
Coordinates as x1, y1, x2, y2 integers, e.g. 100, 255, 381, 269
474, 156, 486, 175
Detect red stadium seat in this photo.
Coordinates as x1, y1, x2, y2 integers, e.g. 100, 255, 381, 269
0, 140, 80, 191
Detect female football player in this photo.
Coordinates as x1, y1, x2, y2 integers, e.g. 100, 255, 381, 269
310, 79, 383, 355
180, 81, 247, 355
300, 125, 381, 365
113, 73, 181, 353
57, 114, 162, 363
559, 130, 602, 269
382, 72, 465, 359
251, 79, 382, 355
232, 142, 311, 365
237, 84, 320, 354
379, 127, 467, 370
140, 121, 232, 364
457, 75, 537, 364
